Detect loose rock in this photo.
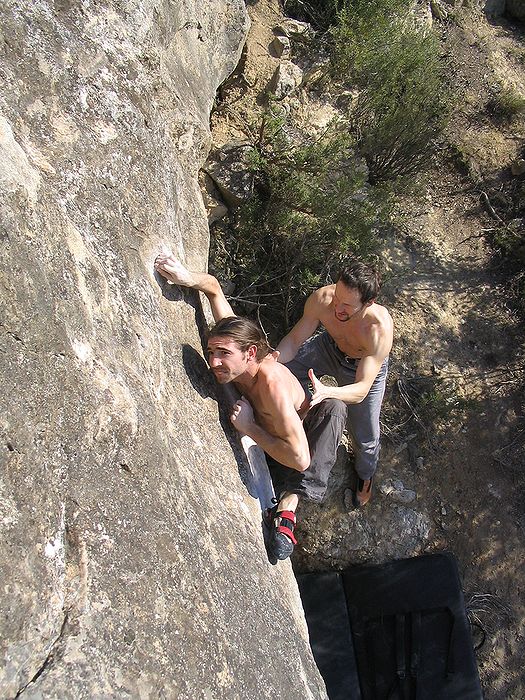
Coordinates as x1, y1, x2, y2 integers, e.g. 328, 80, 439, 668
199, 172, 229, 223
380, 479, 417, 504
270, 35, 290, 59
204, 141, 255, 207
274, 18, 311, 37
270, 61, 304, 99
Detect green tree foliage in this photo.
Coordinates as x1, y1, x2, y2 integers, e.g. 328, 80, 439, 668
331, 2, 452, 182
211, 0, 452, 336
284, 1, 452, 183
212, 111, 385, 338
284, 0, 406, 32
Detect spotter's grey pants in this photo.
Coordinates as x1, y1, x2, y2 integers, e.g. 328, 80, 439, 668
269, 331, 388, 502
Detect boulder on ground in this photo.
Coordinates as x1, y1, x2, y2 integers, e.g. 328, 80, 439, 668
199, 171, 229, 223
274, 18, 311, 38
271, 61, 304, 99
204, 140, 255, 208
270, 34, 291, 59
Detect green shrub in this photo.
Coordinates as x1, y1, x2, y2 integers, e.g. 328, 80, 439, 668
331, 4, 452, 183
331, 0, 409, 69
488, 87, 525, 123
398, 376, 478, 435
491, 223, 525, 312
211, 1, 452, 336
211, 110, 386, 338
283, 0, 347, 31
283, 0, 408, 33
493, 225, 525, 263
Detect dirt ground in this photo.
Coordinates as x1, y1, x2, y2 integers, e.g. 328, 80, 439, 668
207, 2, 525, 697
377, 168, 525, 699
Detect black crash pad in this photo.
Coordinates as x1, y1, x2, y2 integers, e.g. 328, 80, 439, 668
297, 552, 483, 700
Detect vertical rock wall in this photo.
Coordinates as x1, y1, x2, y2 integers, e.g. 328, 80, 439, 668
0, 1, 326, 697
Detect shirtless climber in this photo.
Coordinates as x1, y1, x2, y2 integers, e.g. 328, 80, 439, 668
154, 253, 392, 561
155, 252, 346, 560
274, 259, 393, 518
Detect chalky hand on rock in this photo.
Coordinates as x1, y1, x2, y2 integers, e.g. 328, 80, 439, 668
154, 250, 196, 287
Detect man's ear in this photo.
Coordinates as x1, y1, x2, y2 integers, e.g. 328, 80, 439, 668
247, 344, 258, 360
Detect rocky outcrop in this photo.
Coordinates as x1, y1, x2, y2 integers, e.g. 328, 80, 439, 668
204, 141, 255, 208
0, 1, 326, 698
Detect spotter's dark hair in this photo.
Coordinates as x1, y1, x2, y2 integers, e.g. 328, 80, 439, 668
337, 259, 380, 304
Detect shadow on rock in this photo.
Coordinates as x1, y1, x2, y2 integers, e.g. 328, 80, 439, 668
182, 344, 216, 400
155, 272, 183, 302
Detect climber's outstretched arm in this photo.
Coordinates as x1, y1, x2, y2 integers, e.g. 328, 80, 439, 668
154, 253, 234, 322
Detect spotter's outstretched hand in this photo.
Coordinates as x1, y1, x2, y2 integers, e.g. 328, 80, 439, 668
308, 368, 332, 408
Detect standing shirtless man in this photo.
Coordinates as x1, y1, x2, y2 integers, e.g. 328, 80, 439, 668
154, 252, 346, 560
273, 259, 393, 521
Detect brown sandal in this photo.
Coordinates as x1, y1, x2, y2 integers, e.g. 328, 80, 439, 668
352, 477, 373, 507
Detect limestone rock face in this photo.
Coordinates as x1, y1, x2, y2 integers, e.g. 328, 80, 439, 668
0, 2, 326, 698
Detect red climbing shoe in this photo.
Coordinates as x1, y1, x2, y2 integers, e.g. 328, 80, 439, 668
264, 505, 297, 560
